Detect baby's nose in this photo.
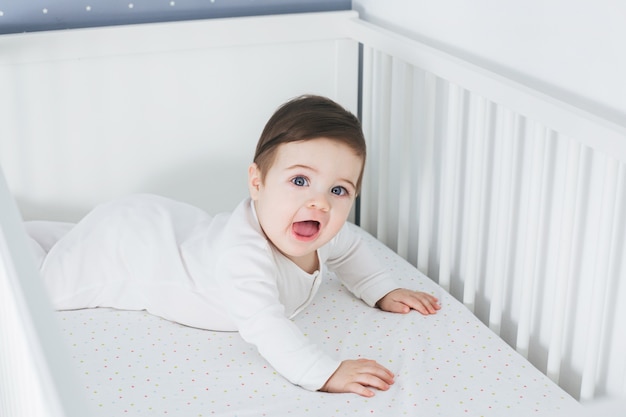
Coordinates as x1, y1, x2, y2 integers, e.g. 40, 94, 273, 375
307, 192, 330, 211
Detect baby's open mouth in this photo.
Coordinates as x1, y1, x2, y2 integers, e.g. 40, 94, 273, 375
292, 220, 320, 238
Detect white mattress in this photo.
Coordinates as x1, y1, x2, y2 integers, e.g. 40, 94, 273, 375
56, 228, 582, 416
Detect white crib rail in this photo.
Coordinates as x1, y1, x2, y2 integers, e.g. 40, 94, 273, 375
0, 167, 90, 417
348, 18, 626, 402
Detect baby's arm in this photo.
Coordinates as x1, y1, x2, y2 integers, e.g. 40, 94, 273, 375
376, 288, 440, 315
328, 225, 441, 315
320, 359, 395, 397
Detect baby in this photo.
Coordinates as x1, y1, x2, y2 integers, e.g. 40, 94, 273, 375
28, 95, 440, 397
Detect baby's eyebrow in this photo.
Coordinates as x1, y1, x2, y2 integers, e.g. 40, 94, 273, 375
342, 179, 357, 191
286, 164, 316, 172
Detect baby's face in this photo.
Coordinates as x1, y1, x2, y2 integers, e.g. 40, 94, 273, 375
249, 137, 363, 270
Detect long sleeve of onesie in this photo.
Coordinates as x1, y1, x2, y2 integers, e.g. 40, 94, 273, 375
211, 199, 342, 391
214, 203, 400, 391
324, 223, 401, 307
216, 246, 341, 391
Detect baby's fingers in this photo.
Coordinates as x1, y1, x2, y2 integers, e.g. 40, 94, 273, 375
378, 289, 441, 315
412, 293, 441, 315
346, 378, 385, 397
321, 359, 395, 397
357, 358, 395, 385
349, 361, 394, 397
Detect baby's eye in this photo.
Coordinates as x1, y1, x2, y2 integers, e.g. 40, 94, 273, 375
291, 176, 309, 187
331, 186, 348, 196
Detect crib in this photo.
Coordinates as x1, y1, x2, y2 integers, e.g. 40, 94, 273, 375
1, 10, 625, 417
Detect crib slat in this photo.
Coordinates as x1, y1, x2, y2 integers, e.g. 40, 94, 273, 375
495, 116, 529, 346
516, 123, 548, 358
416, 72, 437, 276
615, 168, 626, 398
546, 140, 582, 383
375, 52, 392, 244
461, 93, 489, 312
595, 163, 626, 397
438, 83, 463, 292
487, 108, 516, 335
622, 249, 626, 399
579, 157, 620, 401
359, 46, 375, 232
363, 48, 387, 238
395, 64, 414, 260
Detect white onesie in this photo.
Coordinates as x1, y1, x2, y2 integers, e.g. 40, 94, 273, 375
29, 194, 400, 391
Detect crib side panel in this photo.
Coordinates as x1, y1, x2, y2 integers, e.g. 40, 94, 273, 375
0, 12, 359, 222
352, 18, 626, 402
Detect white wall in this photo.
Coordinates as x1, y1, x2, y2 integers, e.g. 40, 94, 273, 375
352, 0, 626, 125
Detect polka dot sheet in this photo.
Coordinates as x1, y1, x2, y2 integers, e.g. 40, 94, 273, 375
57, 229, 581, 416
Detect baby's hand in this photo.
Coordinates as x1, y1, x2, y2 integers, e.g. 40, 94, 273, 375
377, 288, 441, 315
320, 359, 395, 397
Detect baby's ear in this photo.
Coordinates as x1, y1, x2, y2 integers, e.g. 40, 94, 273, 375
248, 163, 262, 200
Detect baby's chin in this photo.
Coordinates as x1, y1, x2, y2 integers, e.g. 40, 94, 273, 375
277, 233, 330, 259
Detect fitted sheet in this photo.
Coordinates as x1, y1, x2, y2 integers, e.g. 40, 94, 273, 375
56, 227, 581, 416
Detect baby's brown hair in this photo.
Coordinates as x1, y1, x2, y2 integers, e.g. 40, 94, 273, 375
253, 95, 366, 193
